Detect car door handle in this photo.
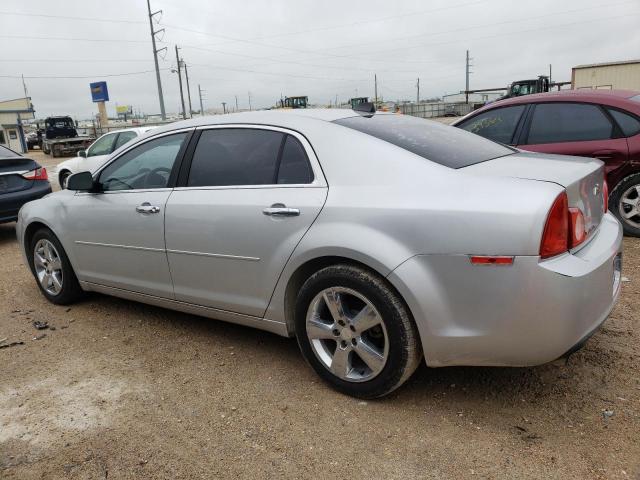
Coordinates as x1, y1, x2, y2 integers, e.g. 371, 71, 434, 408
263, 204, 300, 217
136, 202, 161, 214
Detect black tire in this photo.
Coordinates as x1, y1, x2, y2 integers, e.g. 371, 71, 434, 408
58, 171, 71, 189
295, 264, 422, 399
28, 228, 84, 305
52, 146, 60, 158
610, 173, 640, 237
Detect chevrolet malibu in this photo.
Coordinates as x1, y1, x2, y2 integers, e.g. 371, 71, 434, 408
16, 109, 622, 398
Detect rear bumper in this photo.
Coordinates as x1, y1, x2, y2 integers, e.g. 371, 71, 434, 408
388, 213, 623, 367
0, 182, 52, 223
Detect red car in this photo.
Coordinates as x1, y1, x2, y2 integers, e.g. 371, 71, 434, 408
453, 90, 640, 236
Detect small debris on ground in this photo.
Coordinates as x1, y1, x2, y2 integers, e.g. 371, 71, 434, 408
602, 409, 615, 420
0, 341, 25, 350
33, 333, 47, 341
33, 321, 49, 330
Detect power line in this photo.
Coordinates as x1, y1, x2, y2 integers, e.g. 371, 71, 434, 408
0, 69, 170, 80
0, 34, 153, 44
306, 0, 637, 55
0, 10, 145, 23
228, 1, 637, 70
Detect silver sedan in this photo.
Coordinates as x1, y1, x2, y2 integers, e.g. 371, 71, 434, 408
16, 109, 623, 398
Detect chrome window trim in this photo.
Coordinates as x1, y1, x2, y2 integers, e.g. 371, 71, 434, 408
182, 123, 327, 189
91, 127, 196, 179
75, 128, 195, 196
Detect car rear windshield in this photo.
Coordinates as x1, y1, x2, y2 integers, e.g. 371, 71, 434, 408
333, 114, 514, 168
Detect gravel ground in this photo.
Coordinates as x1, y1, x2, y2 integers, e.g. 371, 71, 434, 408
0, 151, 639, 479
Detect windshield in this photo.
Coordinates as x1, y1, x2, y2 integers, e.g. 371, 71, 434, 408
630, 94, 640, 103
333, 114, 514, 169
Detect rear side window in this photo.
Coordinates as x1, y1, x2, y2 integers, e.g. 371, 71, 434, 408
333, 114, 513, 169
188, 129, 284, 187
527, 103, 613, 144
607, 109, 640, 137
277, 136, 313, 184
457, 105, 526, 144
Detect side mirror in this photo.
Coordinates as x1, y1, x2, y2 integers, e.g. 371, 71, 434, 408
66, 171, 95, 191
78, 150, 87, 158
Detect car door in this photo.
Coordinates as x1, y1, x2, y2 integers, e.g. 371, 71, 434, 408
517, 102, 629, 176
165, 126, 327, 317
456, 104, 528, 146
64, 130, 191, 298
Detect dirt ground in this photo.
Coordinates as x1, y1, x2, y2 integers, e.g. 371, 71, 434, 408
1, 152, 639, 479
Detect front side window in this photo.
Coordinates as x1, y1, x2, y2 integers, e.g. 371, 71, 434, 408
457, 105, 526, 145
99, 133, 187, 191
527, 103, 614, 144
88, 133, 117, 157
188, 129, 284, 187
114, 131, 138, 149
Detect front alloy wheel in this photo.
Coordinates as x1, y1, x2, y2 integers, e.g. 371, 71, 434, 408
33, 239, 64, 296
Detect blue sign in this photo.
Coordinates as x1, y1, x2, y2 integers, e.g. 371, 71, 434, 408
90, 81, 109, 102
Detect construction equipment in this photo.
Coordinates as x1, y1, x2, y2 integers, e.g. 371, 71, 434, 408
38, 116, 94, 158
349, 97, 369, 109
500, 76, 550, 100
280, 96, 308, 109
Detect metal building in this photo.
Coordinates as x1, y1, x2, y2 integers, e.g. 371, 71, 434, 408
572, 60, 640, 91
0, 97, 35, 153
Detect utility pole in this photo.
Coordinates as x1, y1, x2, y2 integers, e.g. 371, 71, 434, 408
175, 45, 186, 120
147, 0, 166, 120
198, 84, 205, 116
248, 91, 252, 111
183, 61, 193, 118
549, 64, 552, 84
465, 50, 472, 104
374, 74, 378, 106
416, 77, 420, 104
235, 95, 238, 112
222, 102, 227, 114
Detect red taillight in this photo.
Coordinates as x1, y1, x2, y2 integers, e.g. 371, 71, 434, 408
569, 207, 586, 248
22, 167, 48, 181
540, 192, 569, 259
603, 180, 609, 212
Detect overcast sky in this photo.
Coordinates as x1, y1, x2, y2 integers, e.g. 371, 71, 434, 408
1, 0, 639, 119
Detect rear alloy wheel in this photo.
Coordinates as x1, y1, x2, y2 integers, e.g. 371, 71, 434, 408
611, 173, 640, 237
295, 264, 422, 398
30, 228, 83, 305
306, 287, 389, 382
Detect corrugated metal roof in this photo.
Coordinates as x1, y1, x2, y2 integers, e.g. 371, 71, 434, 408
573, 59, 640, 69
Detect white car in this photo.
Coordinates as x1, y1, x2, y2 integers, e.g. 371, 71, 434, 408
55, 127, 156, 188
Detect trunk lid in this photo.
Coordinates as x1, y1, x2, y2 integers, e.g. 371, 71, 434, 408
0, 157, 37, 194
463, 151, 606, 241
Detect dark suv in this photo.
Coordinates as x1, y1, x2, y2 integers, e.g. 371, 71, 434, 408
453, 90, 640, 236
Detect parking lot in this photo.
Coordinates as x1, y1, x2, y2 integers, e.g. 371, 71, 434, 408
0, 153, 637, 479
